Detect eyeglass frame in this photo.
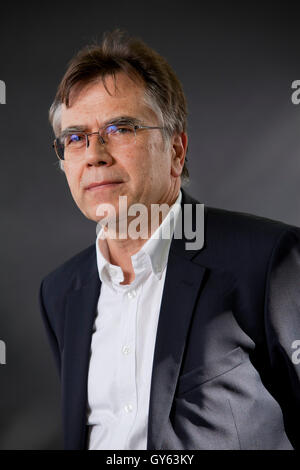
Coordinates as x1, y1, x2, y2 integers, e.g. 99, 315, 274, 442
52, 122, 167, 161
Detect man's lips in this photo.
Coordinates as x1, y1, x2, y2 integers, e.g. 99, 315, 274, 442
85, 181, 123, 191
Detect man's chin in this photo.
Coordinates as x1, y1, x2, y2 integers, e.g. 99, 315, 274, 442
80, 193, 131, 225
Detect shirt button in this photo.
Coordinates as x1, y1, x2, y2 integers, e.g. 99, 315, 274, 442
124, 404, 133, 413
122, 346, 130, 355
127, 290, 136, 299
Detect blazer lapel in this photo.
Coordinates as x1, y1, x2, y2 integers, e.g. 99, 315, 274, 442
62, 264, 101, 450
147, 189, 206, 450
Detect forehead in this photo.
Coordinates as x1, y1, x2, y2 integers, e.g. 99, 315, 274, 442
60, 72, 157, 130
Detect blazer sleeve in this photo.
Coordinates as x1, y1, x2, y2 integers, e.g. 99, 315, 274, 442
264, 226, 300, 449
38, 279, 61, 378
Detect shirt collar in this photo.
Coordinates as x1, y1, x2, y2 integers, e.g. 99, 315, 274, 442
95, 189, 182, 285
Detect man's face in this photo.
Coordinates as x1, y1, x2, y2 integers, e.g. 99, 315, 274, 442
60, 72, 183, 225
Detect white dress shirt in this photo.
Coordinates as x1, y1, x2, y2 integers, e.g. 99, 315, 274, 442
86, 190, 182, 450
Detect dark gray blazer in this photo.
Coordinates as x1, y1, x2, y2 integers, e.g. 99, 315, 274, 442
39, 189, 300, 449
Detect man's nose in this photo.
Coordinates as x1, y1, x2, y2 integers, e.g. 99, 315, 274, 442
85, 133, 113, 166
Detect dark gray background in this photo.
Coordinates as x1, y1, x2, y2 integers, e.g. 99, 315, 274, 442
1, 0, 300, 449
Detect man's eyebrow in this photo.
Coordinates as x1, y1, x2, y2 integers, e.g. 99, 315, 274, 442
60, 116, 144, 138
105, 115, 144, 126
60, 126, 86, 140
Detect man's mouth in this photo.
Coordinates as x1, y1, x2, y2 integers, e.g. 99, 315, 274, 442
85, 181, 123, 191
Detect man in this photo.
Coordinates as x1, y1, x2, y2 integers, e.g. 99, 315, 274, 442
39, 30, 300, 450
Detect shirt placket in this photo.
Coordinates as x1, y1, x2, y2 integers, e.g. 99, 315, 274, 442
116, 284, 139, 447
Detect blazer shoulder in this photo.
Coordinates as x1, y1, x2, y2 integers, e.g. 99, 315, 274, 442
181, 189, 300, 242
196, 204, 300, 271
40, 243, 96, 297
205, 205, 300, 241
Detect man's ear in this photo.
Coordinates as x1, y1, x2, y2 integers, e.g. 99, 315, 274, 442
170, 132, 188, 178
59, 160, 65, 172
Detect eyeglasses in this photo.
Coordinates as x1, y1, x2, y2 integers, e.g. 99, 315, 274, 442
53, 121, 166, 161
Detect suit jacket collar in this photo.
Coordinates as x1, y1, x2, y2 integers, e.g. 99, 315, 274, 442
62, 188, 206, 449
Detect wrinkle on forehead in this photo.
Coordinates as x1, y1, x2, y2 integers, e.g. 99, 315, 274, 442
67, 71, 145, 108
61, 73, 160, 131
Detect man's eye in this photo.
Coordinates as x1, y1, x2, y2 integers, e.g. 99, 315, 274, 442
106, 124, 134, 135
65, 133, 85, 145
